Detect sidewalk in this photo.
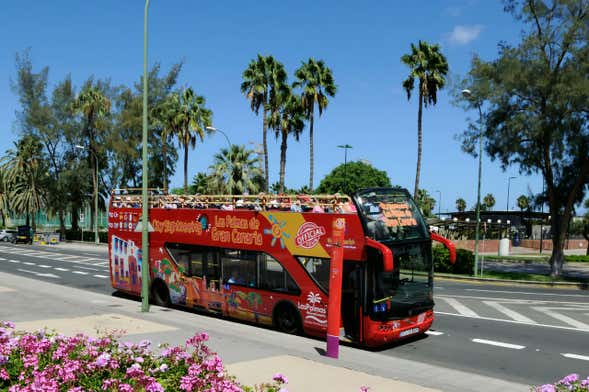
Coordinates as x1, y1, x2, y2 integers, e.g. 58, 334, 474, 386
0, 271, 528, 392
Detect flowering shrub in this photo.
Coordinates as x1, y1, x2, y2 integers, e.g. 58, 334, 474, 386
0, 321, 287, 392
534, 373, 589, 391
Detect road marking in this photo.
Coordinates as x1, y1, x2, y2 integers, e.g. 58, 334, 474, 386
93, 274, 109, 279
425, 330, 444, 336
22, 262, 36, 266
438, 294, 589, 306
483, 301, 536, 323
437, 297, 479, 317
561, 353, 589, 361
436, 311, 589, 333
54, 267, 69, 271
465, 289, 589, 298
93, 262, 108, 266
7, 259, 20, 263
472, 338, 525, 350
16, 268, 60, 279
38, 265, 52, 268
56, 256, 83, 261
0, 257, 6, 260
72, 271, 88, 275
78, 266, 101, 271
532, 307, 589, 330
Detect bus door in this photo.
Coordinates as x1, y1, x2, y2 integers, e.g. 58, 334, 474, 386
342, 261, 365, 342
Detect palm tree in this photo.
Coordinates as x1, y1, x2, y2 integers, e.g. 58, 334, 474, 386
401, 41, 448, 199
168, 88, 213, 193
0, 166, 10, 227
209, 145, 263, 195
455, 198, 467, 212
483, 193, 496, 211
268, 89, 305, 193
293, 58, 337, 191
241, 55, 288, 192
517, 195, 530, 212
152, 97, 180, 192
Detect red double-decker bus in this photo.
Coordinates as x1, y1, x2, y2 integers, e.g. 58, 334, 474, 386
108, 187, 455, 347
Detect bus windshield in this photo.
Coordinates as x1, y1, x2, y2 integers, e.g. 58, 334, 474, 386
354, 188, 429, 242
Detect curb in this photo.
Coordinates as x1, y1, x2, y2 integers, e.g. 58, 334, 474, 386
435, 274, 589, 290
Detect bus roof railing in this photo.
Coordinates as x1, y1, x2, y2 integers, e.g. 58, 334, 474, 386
109, 190, 355, 213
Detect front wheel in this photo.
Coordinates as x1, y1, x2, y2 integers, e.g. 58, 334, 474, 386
150, 280, 171, 307
273, 303, 302, 335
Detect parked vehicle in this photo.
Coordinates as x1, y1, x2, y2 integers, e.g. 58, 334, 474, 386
0, 229, 17, 242
13, 225, 32, 244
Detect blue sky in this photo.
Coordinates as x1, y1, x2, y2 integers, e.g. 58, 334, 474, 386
0, 0, 548, 214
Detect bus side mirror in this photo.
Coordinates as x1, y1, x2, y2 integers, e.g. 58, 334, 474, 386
365, 237, 394, 272
431, 232, 456, 264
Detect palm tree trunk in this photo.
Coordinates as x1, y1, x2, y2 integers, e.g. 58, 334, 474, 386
162, 138, 168, 191
279, 129, 288, 194
309, 109, 315, 191
183, 143, 189, 194
262, 106, 269, 192
58, 208, 66, 240
413, 89, 423, 199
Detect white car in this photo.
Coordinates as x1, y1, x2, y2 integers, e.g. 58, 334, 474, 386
0, 229, 17, 242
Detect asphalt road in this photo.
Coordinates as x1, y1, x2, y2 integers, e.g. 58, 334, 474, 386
0, 242, 587, 386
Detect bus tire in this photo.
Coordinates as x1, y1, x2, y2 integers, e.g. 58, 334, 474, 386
273, 302, 302, 335
150, 279, 171, 307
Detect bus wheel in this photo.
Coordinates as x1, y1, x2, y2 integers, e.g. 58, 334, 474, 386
273, 303, 301, 335
150, 280, 171, 307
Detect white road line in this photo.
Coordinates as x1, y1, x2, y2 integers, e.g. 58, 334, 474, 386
78, 266, 100, 271
22, 262, 36, 266
56, 256, 83, 260
93, 274, 109, 279
472, 338, 525, 350
38, 265, 52, 268
532, 307, 589, 330
483, 301, 536, 323
561, 353, 589, 361
16, 268, 60, 279
425, 330, 444, 336
439, 294, 589, 306
72, 271, 88, 275
7, 259, 20, 263
0, 257, 6, 260
54, 267, 69, 271
465, 289, 589, 298
436, 311, 589, 333
92, 262, 108, 266
437, 297, 479, 317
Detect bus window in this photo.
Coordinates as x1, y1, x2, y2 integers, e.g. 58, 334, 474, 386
166, 244, 204, 277
259, 254, 300, 295
221, 249, 256, 287
297, 257, 330, 293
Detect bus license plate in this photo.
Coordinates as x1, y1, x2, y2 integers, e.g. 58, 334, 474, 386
399, 327, 419, 337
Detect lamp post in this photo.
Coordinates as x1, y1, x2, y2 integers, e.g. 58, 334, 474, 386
435, 190, 442, 218
506, 176, 516, 211
337, 144, 352, 194
206, 126, 235, 194
462, 89, 483, 277
141, 0, 150, 313
75, 145, 99, 245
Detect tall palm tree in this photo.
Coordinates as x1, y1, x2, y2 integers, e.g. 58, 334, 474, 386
293, 58, 337, 191
10, 164, 48, 231
0, 166, 10, 227
210, 145, 263, 195
401, 41, 448, 199
483, 193, 496, 211
152, 97, 180, 192
241, 55, 288, 192
169, 88, 213, 193
455, 198, 467, 212
268, 89, 306, 193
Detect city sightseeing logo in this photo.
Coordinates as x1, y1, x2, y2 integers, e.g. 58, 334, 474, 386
295, 222, 326, 249
297, 291, 326, 325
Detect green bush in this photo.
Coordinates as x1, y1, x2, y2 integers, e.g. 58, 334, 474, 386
64, 229, 108, 243
433, 246, 474, 275
565, 255, 589, 263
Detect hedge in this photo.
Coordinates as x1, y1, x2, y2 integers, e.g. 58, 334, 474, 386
433, 246, 474, 275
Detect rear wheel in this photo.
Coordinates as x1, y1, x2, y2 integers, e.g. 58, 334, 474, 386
273, 303, 302, 335
150, 280, 171, 307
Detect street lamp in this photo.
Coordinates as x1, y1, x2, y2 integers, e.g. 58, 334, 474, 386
506, 176, 516, 211
462, 88, 483, 277
337, 144, 352, 194
206, 126, 237, 194
140, 0, 150, 313
75, 145, 99, 245
435, 190, 442, 218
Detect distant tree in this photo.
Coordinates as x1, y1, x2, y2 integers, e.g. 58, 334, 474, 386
415, 189, 437, 218
517, 195, 530, 212
191, 172, 210, 194
209, 145, 264, 195
241, 55, 288, 191
316, 161, 391, 195
456, 0, 589, 276
483, 193, 496, 211
472, 202, 488, 212
401, 41, 449, 199
293, 58, 337, 191
455, 198, 467, 212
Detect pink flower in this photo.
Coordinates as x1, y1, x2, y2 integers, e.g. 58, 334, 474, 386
273, 373, 288, 384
